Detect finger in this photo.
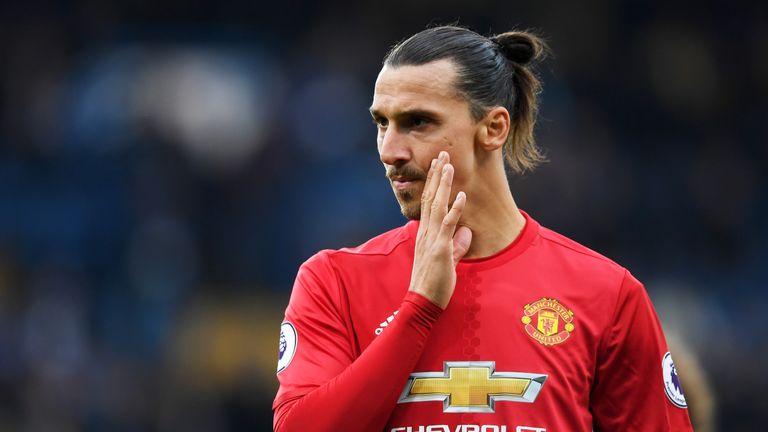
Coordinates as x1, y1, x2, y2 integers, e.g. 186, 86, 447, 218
430, 162, 454, 230
439, 190, 465, 241
421, 153, 447, 214
418, 157, 439, 236
420, 152, 448, 237
452, 225, 473, 266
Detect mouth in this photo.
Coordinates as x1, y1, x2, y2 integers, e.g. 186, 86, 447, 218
390, 176, 422, 191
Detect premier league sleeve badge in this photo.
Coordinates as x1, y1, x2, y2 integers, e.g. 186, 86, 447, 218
277, 322, 298, 374
662, 351, 688, 408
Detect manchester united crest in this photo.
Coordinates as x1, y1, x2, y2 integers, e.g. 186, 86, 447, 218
521, 298, 575, 346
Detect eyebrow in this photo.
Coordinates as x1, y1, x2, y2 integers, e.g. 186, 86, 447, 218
368, 107, 440, 120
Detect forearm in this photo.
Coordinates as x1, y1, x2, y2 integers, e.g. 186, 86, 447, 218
273, 291, 442, 431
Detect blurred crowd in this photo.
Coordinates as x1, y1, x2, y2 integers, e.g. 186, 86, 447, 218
0, 0, 766, 430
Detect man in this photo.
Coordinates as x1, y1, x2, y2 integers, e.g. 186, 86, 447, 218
273, 25, 693, 431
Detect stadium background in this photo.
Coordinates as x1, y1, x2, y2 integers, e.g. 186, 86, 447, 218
0, 0, 766, 430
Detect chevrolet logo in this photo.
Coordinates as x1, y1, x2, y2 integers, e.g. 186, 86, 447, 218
398, 361, 547, 413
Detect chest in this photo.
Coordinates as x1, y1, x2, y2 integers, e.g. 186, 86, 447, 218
346, 266, 607, 428
348, 267, 604, 378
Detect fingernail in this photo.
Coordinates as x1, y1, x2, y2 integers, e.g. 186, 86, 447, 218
439, 151, 447, 161
431, 159, 436, 168
442, 164, 449, 173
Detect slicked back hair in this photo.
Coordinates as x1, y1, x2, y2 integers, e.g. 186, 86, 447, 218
384, 25, 548, 174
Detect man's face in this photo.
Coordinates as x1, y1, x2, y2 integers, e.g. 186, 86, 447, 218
370, 59, 478, 220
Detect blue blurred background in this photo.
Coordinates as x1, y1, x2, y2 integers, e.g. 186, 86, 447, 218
0, 0, 766, 430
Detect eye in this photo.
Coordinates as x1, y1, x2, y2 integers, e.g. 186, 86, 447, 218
373, 117, 388, 128
407, 116, 430, 128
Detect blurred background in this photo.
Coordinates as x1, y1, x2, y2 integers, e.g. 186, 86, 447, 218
0, 0, 765, 430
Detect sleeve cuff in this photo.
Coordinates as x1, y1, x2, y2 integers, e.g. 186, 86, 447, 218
403, 291, 444, 322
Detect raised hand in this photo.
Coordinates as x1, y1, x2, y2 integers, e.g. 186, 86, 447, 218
408, 151, 473, 309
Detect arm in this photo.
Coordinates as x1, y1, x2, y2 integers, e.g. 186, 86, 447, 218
273, 262, 442, 431
273, 151, 471, 431
589, 270, 694, 431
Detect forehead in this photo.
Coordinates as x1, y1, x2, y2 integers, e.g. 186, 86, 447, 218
371, 59, 466, 114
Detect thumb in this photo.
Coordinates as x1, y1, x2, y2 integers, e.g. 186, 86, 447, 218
452, 225, 473, 266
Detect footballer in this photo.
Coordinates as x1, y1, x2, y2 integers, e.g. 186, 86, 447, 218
273, 25, 693, 431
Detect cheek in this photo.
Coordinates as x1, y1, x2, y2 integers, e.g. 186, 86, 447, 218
450, 154, 476, 187
443, 142, 476, 177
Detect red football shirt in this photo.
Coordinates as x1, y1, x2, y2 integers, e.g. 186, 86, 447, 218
273, 211, 693, 431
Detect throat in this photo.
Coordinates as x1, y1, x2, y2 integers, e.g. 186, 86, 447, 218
462, 209, 526, 259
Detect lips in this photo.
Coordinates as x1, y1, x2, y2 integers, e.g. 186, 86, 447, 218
393, 180, 412, 190
390, 176, 421, 191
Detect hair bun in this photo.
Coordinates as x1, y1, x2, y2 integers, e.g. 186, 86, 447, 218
491, 31, 548, 65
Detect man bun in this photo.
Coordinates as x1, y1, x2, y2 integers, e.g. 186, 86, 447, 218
491, 31, 548, 66
384, 25, 549, 174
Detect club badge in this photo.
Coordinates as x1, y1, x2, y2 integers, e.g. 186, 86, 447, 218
521, 298, 575, 346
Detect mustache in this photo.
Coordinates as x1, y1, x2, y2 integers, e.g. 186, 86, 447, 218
386, 164, 427, 181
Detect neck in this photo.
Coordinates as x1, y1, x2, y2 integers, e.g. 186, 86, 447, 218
459, 180, 526, 259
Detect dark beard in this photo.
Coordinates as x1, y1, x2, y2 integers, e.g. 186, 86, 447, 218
387, 163, 426, 221
396, 189, 421, 220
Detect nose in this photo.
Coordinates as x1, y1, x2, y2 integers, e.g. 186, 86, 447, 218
378, 126, 411, 166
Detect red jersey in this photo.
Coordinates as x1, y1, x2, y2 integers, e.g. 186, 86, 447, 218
273, 211, 693, 431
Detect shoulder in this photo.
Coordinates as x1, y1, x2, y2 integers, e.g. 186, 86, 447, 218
335, 221, 415, 256
315, 221, 414, 262
301, 221, 414, 272
536, 224, 627, 277
537, 225, 623, 269
528, 219, 635, 301
291, 223, 413, 309
533, 220, 653, 316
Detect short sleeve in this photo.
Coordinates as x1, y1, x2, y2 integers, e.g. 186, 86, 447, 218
590, 270, 693, 431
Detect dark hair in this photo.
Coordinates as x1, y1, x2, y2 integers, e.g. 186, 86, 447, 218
384, 25, 548, 174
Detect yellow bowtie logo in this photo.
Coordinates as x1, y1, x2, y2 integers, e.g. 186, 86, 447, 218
398, 361, 547, 413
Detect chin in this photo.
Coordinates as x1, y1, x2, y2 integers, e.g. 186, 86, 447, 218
394, 194, 421, 220
400, 205, 421, 221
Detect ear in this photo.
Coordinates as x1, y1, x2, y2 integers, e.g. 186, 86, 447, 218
476, 107, 510, 152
